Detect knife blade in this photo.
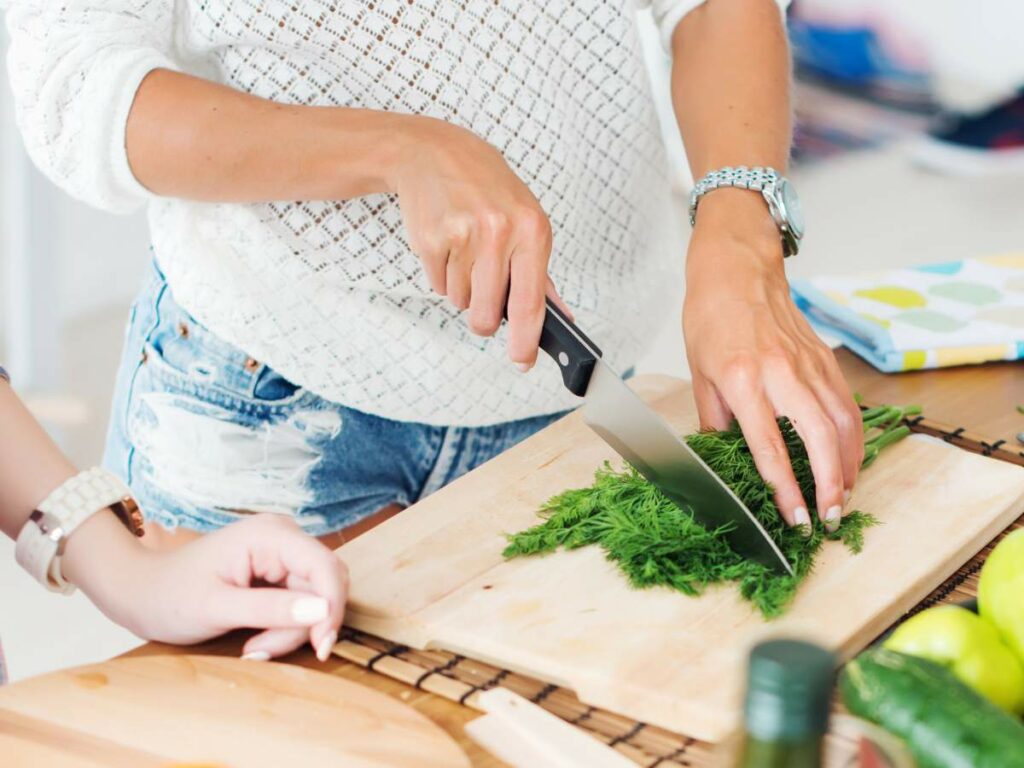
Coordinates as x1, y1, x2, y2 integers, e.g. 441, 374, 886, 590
532, 297, 793, 575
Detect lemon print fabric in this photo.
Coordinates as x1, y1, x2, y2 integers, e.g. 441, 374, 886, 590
914, 260, 963, 275
928, 281, 1002, 306
853, 286, 927, 309
894, 310, 966, 333
976, 306, 1024, 328
1008, 276, 1024, 293
790, 254, 1024, 372
980, 253, 1024, 269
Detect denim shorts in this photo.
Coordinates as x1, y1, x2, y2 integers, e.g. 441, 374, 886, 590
103, 257, 568, 536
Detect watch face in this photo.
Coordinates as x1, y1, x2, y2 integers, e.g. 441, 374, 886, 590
780, 179, 805, 239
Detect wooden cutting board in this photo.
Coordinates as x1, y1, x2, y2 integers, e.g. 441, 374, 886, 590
0, 655, 470, 767
338, 375, 1024, 742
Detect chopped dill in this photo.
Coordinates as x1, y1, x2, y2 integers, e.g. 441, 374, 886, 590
504, 404, 919, 618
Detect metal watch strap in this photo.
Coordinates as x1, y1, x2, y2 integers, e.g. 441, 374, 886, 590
15, 468, 142, 594
688, 166, 779, 226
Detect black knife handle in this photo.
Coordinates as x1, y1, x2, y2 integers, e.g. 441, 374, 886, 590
536, 297, 603, 397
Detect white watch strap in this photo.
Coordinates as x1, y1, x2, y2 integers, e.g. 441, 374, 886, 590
15, 511, 65, 591
15, 468, 134, 594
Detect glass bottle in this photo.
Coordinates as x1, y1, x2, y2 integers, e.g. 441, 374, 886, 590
735, 639, 836, 768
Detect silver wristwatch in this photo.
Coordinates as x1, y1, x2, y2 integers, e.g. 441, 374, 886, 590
688, 166, 805, 257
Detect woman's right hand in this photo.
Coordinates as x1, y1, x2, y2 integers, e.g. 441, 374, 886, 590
389, 117, 569, 372
120, 71, 569, 370
122, 71, 567, 370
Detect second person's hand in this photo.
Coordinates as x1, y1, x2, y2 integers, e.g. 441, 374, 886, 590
388, 116, 571, 371
64, 512, 349, 661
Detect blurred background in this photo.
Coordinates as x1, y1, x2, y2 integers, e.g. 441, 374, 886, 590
2, 0, 1024, 681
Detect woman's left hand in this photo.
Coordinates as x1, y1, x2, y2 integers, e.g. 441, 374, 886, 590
65, 512, 349, 661
682, 190, 864, 531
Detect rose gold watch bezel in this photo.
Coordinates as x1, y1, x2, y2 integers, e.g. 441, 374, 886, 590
111, 497, 145, 538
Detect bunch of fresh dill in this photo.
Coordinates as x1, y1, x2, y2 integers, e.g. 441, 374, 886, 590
503, 403, 921, 618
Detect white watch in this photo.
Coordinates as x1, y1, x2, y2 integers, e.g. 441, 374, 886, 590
15, 467, 144, 594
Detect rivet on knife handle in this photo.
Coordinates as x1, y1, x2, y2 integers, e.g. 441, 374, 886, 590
537, 297, 603, 397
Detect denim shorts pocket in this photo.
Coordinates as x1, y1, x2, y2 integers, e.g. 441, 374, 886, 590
140, 336, 309, 416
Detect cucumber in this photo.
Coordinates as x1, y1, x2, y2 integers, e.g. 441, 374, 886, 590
840, 648, 1024, 768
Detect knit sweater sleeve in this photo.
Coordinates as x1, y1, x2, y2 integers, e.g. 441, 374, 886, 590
3, 1, 179, 213
640, 0, 792, 51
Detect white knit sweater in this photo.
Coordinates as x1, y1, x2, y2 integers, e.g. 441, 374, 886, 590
4, 0, 786, 426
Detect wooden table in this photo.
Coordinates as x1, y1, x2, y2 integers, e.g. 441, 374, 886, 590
17, 350, 1024, 767
835, 349, 1024, 462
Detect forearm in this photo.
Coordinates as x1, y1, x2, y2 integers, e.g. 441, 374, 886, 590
670, 0, 791, 176
670, 0, 792, 257
0, 382, 77, 539
126, 69, 420, 202
0, 380, 145, 602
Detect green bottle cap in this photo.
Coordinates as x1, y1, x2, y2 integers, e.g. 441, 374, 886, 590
743, 639, 836, 742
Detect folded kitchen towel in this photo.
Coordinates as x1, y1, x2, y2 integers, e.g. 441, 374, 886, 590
790, 253, 1024, 372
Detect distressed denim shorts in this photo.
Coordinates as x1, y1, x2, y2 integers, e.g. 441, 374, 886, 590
103, 257, 567, 536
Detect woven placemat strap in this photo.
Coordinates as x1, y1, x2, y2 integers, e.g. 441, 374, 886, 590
608, 721, 647, 748
414, 654, 462, 690
899, 411, 1024, 467
646, 739, 695, 768
365, 643, 409, 671
458, 668, 511, 705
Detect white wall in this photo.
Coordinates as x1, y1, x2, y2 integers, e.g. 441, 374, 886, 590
0, 26, 147, 393
55, 204, 148, 321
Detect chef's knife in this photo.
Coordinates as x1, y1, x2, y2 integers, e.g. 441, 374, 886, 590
531, 297, 793, 576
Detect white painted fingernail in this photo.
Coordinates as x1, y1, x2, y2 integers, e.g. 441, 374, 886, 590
793, 507, 811, 529
291, 596, 329, 625
825, 505, 842, 533
241, 651, 271, 662
316, 630, 338, 663
516, 362, 532, 373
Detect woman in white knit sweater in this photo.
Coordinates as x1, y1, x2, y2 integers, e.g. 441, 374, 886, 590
5, 0, 862, 647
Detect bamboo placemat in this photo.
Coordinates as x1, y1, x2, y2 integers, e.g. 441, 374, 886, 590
331, 411, 1024, 767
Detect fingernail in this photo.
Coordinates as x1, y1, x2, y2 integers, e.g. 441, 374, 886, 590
516, 362, 532, 373
316, 630, 338, 663
825, 505, 842, 533
793, 506, 811, 535
241, 651, 271, 662
291, 596, 329, 625
843, 489, 851, 505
